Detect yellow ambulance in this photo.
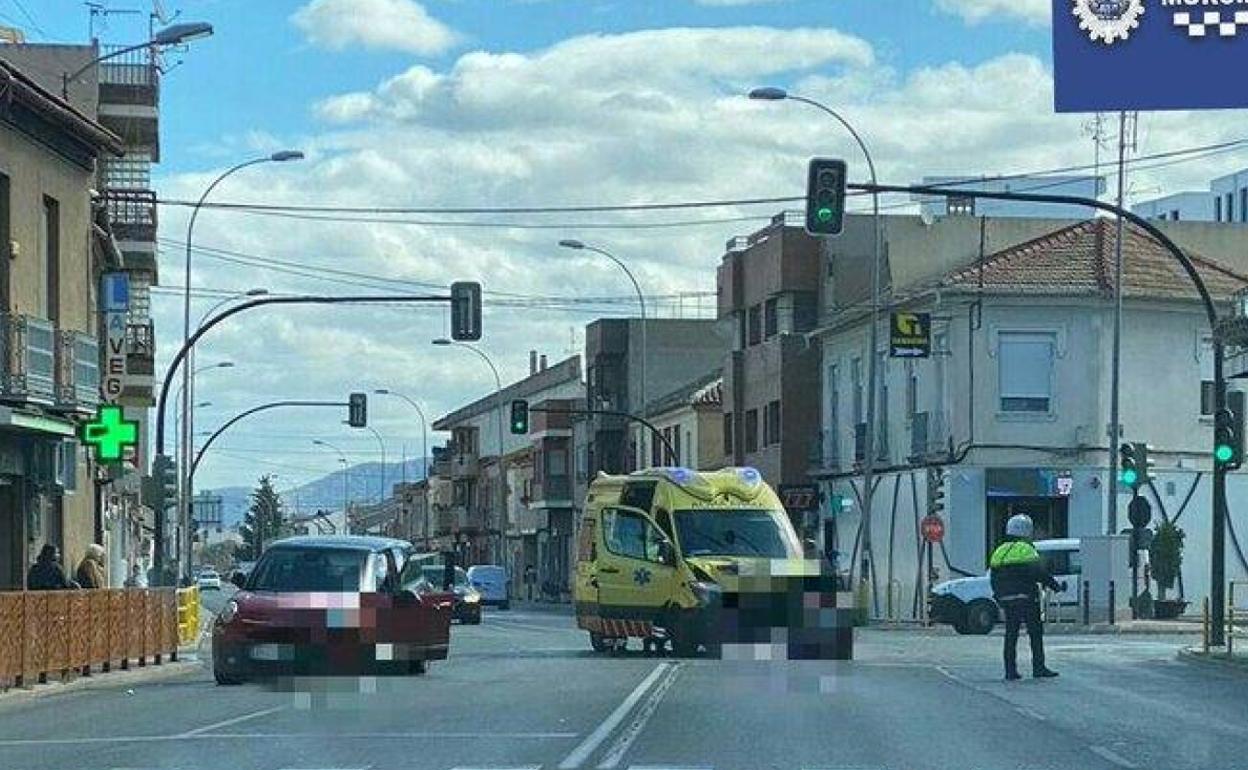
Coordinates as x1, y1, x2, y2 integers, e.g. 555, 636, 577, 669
573, 466, 850, 658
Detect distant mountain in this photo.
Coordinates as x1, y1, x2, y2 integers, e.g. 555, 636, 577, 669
203, 458, 429, 523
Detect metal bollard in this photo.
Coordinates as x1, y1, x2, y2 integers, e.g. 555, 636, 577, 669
1203, 596, 1211, 654
1229, 583, 1236, 659
1108, 581, 1116, 625
1082, 580, 1090, 626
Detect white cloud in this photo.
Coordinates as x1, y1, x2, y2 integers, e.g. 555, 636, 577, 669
291, 0, 459, 55
165, 26, 1243, 491
934, 0, 1050, 26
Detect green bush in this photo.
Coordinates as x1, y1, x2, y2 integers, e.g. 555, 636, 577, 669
1150, 520, 1185, 600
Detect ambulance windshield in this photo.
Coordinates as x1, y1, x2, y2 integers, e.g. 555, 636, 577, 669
674, 509, 799, 559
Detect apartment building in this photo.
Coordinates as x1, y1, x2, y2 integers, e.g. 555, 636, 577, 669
0, 37, 164, 583
584, 318, 730, 476
631, 370, 723, 471
0, 59, 123, 588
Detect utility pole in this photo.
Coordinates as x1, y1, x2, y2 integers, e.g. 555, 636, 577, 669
1107, 111, 1136, 535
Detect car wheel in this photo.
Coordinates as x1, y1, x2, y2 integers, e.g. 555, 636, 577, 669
409, 659, 428, 675
213, 669, 243, 686
590, 632, 610, 652
965, 600, 998, 635
952, 615, 972, 635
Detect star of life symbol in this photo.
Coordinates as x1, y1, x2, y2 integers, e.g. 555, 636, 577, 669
1074, 0, 1146, 44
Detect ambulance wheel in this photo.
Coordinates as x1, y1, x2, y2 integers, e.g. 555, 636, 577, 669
670, 619, 699, 658
590, 632, 610, 652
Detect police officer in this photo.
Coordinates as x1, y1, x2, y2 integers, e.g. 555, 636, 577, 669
989, 514, 1064, 681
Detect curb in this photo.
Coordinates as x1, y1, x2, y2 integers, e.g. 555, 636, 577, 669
507, 601, 574, 616
1176, 646, 1248, 673
865, 622, 1201, 636
0, 657, 203, 704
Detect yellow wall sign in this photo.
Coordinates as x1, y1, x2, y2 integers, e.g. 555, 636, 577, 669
890, 312, 931, 358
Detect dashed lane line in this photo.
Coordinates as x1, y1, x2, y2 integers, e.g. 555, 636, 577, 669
178, 706, 284, 737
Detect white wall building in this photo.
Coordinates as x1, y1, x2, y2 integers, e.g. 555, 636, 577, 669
1134, 166, 1248, 224
815, 219, 1248, 620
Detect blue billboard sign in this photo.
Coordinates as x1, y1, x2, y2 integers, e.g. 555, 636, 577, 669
1053, 0, 1248, 113
100, 272, 130, 313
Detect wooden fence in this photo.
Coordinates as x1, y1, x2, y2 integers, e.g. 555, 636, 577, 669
0, 588, 179, 689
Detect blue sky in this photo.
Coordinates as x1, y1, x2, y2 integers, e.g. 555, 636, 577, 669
6, 0, 1242, 496
22, 0, 1053, 176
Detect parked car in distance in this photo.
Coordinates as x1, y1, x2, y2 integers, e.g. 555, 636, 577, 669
197, 569, 222, 590
467, 564, 510, 609
211, 536, 453, 684
421, 565, 482, 624
928, 538, 1082, 635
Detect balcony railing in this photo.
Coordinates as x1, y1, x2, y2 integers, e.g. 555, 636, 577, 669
125, 322, 154, 376
5, 315, 56, 405
98, 45, 157, 87
56, 330, 100, 413
103, 190, 157, 239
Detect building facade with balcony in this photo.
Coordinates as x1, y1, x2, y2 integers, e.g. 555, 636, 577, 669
585, 318, 731, 477
0, 38, 164, 584
814, 218, 1248, 622
525, 397, 587, 601
430, 355, 583, 577
717, 214, 823, 494
0, 58, 123, 588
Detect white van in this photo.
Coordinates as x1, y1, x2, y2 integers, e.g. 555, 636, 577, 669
928, 539, 1081, 634
467, 564, 510, 609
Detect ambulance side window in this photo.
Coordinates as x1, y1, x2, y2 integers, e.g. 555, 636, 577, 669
603, 508, 664, 563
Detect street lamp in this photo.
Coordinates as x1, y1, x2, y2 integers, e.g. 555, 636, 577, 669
749, 86, 883, 602
61, 21, 214, 99
313, 439, 351, 514
172, 361, 233, 462
432, 338, 505, 562
374, 389, 430, 482
181, 157, 300, 582
344, 422, 388, 501
559, 237, 648, 456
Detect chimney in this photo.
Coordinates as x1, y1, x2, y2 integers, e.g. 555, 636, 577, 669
529, 350, 538, 375
539, 355, 548, 371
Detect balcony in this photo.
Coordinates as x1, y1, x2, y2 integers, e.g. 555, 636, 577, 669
55, 330, 100, 415
103, 190, 157, 244
4, 315, 56, 405
530, 474, 572, 508
125, 322, 154, 376
447, 450, 480, 479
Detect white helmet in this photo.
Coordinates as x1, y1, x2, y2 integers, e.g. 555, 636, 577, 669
1006, 514, 1034, 539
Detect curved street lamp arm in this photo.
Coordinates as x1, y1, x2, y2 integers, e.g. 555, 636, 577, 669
190, 400, 344, 483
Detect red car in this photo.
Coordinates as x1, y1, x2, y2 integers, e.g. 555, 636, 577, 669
212, 536, 452, 684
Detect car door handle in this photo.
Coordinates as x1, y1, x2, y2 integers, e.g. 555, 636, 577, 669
599, 566, 621, 574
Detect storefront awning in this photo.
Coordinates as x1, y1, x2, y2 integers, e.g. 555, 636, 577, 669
0, 407, 76, 437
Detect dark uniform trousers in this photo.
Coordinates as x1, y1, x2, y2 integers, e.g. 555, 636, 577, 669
1002, 599, 1045, 676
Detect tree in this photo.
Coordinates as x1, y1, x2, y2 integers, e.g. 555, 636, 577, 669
240, 475, 284, 560
1150, 519, 1186, 601
199, 540, 239, 572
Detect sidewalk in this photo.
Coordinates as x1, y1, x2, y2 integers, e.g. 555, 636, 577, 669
869, 618, 1203, 635
1177, 645, 1248, 673
506, 599, 574, 615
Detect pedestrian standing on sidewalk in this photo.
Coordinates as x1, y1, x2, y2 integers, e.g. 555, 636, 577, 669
75, 543, 107, 589
124, 563, 147, 588
525, 564, 536, 601
990, 515, 1065, 681
27, 544, 73, 590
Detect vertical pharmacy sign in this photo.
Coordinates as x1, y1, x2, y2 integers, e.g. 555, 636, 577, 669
100, 272, 129, 404
1054, 0, 1248, 112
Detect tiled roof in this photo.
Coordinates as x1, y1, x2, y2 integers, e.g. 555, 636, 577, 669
645, 369, 722, 417
942, 219, 1248, 301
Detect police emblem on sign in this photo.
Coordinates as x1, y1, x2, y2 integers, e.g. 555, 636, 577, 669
1073, 0, 1145, 45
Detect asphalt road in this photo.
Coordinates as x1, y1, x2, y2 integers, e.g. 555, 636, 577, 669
1, 605, 1245, 770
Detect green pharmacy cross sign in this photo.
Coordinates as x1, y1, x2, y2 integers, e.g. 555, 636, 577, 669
82, 405, 138, 462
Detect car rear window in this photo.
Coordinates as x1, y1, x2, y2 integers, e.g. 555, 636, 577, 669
248, 548, 367, 592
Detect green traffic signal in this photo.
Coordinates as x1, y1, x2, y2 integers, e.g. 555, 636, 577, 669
509, 399, 529, 435
1120, 467, 1139, 486
1216, 444, 1235, 463
817, 207, 834, 222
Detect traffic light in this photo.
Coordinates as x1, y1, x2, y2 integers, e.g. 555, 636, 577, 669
927, 467, 946, 517
510, 399, 529, 435
348, 392, 368, 428
1215, 393, 1244, 470
145, 454, 178, 511
1119, 442, 1153, 492
450, 282, 483, 342
805, 158, 847, 237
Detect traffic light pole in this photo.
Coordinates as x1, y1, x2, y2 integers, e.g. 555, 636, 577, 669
528, 406, 678, 466
151, 292, 458, 584
852, 182, 1227, 643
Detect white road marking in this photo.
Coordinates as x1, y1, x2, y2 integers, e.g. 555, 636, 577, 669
0, 731, 576, 746
597, 663, 684, 769
557, 663, 672, 770
1089, 745, 1140, 769
178, 706, 284, 737
450, 766, 543, 770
